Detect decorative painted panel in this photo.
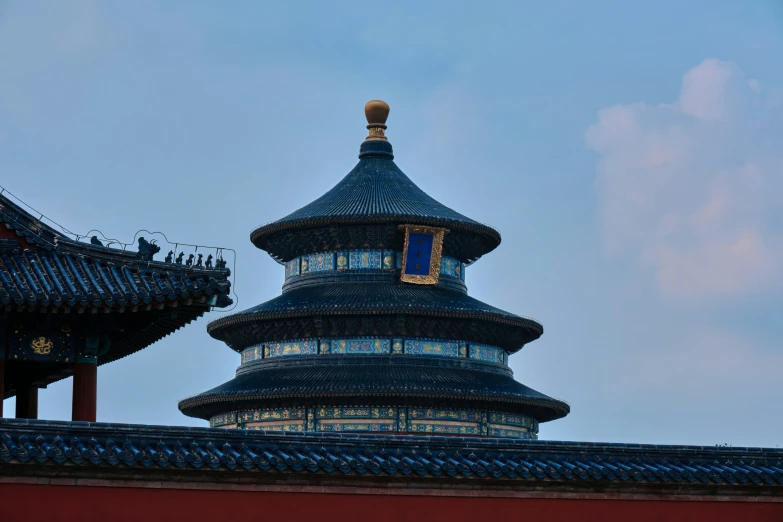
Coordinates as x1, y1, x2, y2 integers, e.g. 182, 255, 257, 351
349, 250, 381, 269
264, 340, 318, 358
408, 421, 482, 435
239, 408, 306, 431
308, 252, 334, 273
241, 345, 263, 364
317, 406, 396, 419
318, 422, 396, 432
382, 250, 396, 270
408, 408, 483, 435
245, 422, 305, 432
335, 251, 349, 271
330, 338, 390, 355
488, 426, 529, 438
397, 408, 407, 431
487, 412, 538, 438
409, 408, 482, 422
283, 250, 462, 281
488, 412, 535, 428
285, 259, 300, 279
315, 406, 396, 432
214, 407, 537, 439
240, 337, 507, 365
439, 257, 464, 279
210, 412, 237, 428
469, 343, 506, 364
404, 339, 460, 357
8, 332, 73, 363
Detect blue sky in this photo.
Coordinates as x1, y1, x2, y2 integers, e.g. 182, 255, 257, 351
1, 1, 782, 446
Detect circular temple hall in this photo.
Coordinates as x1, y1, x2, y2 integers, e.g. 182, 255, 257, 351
178, 101, 569, 438
3, 100, 782, 522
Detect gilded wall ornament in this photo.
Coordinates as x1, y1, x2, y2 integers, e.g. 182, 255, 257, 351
398, 225, 449, 285
30, 336, 53, 355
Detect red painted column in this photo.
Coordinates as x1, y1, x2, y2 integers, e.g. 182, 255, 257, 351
0, 357, 5, 417
0, 324, 5, 418
15, 385, 38, 419
72, 362, 97, 422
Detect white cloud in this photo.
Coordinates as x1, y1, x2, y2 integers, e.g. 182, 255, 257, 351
586, 59, 783, 300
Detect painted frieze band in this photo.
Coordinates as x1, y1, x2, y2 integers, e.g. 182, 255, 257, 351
284, 249, 464, 282
241, 337, 508, 365
211, 406, 538, 439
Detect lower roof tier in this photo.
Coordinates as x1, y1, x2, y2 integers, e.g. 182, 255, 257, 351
178, 356, 570, 423
207, 283, 543, 352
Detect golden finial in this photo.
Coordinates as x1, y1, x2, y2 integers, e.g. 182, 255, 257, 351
364, 100, 390, 141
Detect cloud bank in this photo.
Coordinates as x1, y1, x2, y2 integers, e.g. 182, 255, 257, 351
586, 59, 783, 299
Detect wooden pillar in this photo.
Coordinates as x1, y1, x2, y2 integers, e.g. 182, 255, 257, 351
15, 385, 38, 419
72, 362, 97, 422
72, 336, 99, 422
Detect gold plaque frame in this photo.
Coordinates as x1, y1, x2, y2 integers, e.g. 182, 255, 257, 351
398, 225, 449, 285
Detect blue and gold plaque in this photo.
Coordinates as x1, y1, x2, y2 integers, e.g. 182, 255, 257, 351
398, 225, 448, 285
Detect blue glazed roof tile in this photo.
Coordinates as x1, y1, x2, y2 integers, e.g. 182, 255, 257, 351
0, 243, 231, 310
207, 282, 541, 350
1, 419, 781, 489
177, 356, 570, 422
250, 143, 501, 263
0, 193, 232, 310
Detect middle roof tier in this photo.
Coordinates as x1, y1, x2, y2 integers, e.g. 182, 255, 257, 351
208, 282, 543, 353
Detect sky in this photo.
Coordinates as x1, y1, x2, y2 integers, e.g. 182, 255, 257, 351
1, 1, 782, 447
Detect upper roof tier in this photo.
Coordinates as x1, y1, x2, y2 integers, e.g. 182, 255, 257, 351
250, 101, 501, 264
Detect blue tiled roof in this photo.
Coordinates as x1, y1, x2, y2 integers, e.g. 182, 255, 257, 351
250, 143, 501, 263
1, 419, 782, 489
0, 192, 233, 378
208, 282, 541, 351
0, 238, 231, 309
178, 356, 569, 422
0, 193, 232, 310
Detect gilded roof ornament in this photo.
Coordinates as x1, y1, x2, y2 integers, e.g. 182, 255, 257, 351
364, 99, 390, 141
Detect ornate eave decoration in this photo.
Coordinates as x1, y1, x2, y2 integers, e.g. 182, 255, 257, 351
398, 225, 448, 285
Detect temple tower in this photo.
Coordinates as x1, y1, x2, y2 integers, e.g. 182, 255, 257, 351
179, 101, 568, 438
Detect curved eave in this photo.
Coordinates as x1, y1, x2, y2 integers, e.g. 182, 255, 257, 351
0, 193, 62, 249
178, 357, 569, 423
207, 284, 543, 351
251, 216, 501, 261
248, 146, 501, 262
181, 390, 569, 424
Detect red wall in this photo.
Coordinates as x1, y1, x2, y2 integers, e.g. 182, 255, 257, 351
0, 484, 781, 522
